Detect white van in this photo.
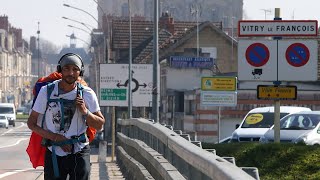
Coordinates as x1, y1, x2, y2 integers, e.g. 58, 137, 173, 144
0, 103, 16, 127
230, 106, 311, 142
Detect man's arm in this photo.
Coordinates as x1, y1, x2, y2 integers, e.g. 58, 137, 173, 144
83, 110, 105, 131
27, 110, 56, 141
75, 93, 105, 131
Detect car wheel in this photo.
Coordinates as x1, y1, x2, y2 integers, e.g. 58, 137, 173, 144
13, 122, 15, 127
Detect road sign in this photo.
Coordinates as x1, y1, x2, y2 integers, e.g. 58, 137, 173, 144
238, 40, 318, 81
238, 40, 277, 81
278, 40, 317, 81
99, 64, 153, 107
285, 43, 310, 67
201, 91, 237, 106
257, 85, 297, 100
238, 20, 318, 37
245, 43, 270, 67
201, 77, 237, 91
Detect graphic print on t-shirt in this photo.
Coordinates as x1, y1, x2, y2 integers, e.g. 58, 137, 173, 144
47, 101, 76, 132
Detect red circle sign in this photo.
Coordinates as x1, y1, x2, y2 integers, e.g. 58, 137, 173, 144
285, 43, 310, 67
245, 43, 270, 67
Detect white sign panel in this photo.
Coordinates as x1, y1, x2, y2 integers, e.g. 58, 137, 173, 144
99, 64, 153, 107
239, 20, 318, 37
238, 40, 277, 81
238, 40, 318, 81
278, 40, 318, 81
201, 91, 237, 107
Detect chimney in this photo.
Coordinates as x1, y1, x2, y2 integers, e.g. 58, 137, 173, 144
159, 11, 174, 34
30, 36, 37, 52
11, 27, 23, 48
0, 15, 9, 32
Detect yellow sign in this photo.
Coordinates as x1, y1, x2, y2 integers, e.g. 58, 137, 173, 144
246, 114, 264, 124
257, 85, 297, 100
201, 77, 237, 91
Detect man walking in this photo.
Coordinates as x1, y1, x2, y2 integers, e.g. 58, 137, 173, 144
27, 53, 105, 180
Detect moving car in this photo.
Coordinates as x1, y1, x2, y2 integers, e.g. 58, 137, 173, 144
260, 111, 320, 145
230, 106, 311, 142
0, 115, 8, 129
0, 103, 16, 127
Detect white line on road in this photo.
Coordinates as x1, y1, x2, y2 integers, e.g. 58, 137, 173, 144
0, 138, 28, 149
0, 168, 40, 179
0, 122, 26, 136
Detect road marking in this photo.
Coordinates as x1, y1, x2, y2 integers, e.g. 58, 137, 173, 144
0, 122, 26, 136
0, 168, 40, 179
0, 138, 28, 149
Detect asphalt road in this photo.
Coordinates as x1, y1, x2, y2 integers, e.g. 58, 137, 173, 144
0, 120, 43, 180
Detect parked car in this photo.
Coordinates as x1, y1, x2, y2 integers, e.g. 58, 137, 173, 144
16, 106, 28, 115
0, 103, 16, 127
260, 111, 320, 145
0, 115, 9, 129
230, 106, 311, 142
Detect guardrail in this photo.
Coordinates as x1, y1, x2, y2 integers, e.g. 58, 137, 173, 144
117, 118, 259, 180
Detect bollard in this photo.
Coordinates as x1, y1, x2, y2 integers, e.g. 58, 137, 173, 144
98, 140, 107, 162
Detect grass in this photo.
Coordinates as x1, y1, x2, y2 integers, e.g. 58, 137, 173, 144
16, 114, 29, 119
202, 142, 320, 180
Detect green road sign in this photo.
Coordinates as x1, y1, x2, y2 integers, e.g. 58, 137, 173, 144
101, 88, 127, 101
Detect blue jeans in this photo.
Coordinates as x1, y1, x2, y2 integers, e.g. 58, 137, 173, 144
44, 145, 90, 180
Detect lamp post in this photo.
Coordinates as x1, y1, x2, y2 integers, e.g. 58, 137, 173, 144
37, 22, 40, 78
62, 16, 94, 32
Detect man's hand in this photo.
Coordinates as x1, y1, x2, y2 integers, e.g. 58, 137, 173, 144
75, 94, 87, 115
54, 133, 72, 152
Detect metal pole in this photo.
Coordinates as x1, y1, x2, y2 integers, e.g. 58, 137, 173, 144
274, 8, 281, 143
37, 22, 40, 78
196, 5, 199, 57
152, 0, 159, 122
111, 106, 115, 161
128, 0, 132, 118
218, 106, 221, 142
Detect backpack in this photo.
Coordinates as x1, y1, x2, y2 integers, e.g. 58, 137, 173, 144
26, 72, 97, 169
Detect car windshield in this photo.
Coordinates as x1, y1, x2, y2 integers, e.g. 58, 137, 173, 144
241, 112, 288, 128
0, 107, 14, 114
280, 114, 320, 130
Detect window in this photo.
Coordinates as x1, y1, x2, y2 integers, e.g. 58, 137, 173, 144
185, 100, 195, 115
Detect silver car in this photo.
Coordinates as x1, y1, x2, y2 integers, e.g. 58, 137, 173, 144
0, 115, 8, 129
260, 111, 320, 145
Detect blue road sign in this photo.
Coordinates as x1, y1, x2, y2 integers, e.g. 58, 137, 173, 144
285, 43, 310, 67
245, 43, 270, 67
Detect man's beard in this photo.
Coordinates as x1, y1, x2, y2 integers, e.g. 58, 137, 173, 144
63, 76, 76, 84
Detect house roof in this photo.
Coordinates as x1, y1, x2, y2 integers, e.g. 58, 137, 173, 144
111, 19, 220, 50
134, 21, 228, 64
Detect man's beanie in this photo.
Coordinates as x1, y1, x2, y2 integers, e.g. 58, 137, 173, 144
60, 54, 82, 70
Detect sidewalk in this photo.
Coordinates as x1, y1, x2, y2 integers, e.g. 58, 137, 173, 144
37, 147, 125, 180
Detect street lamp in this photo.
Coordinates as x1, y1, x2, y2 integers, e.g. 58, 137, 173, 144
62, 16, 94, 32
62, 4, 106, 63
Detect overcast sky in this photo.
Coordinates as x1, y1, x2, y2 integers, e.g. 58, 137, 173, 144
0, 0, 320, 48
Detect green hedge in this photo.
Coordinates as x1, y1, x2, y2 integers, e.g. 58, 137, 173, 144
202, 142, 320, 180
16, 114, 29, 119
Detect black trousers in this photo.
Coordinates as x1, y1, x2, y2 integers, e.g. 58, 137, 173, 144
44, 145, 91, 180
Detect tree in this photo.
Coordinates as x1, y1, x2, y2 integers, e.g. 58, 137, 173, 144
40, 38, 61, 54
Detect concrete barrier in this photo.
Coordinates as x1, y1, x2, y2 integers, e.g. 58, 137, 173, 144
118, 118, 258, 180
117, 132, 186, 180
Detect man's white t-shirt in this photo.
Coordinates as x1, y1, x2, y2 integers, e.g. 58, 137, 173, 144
32, 80, 100, 156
